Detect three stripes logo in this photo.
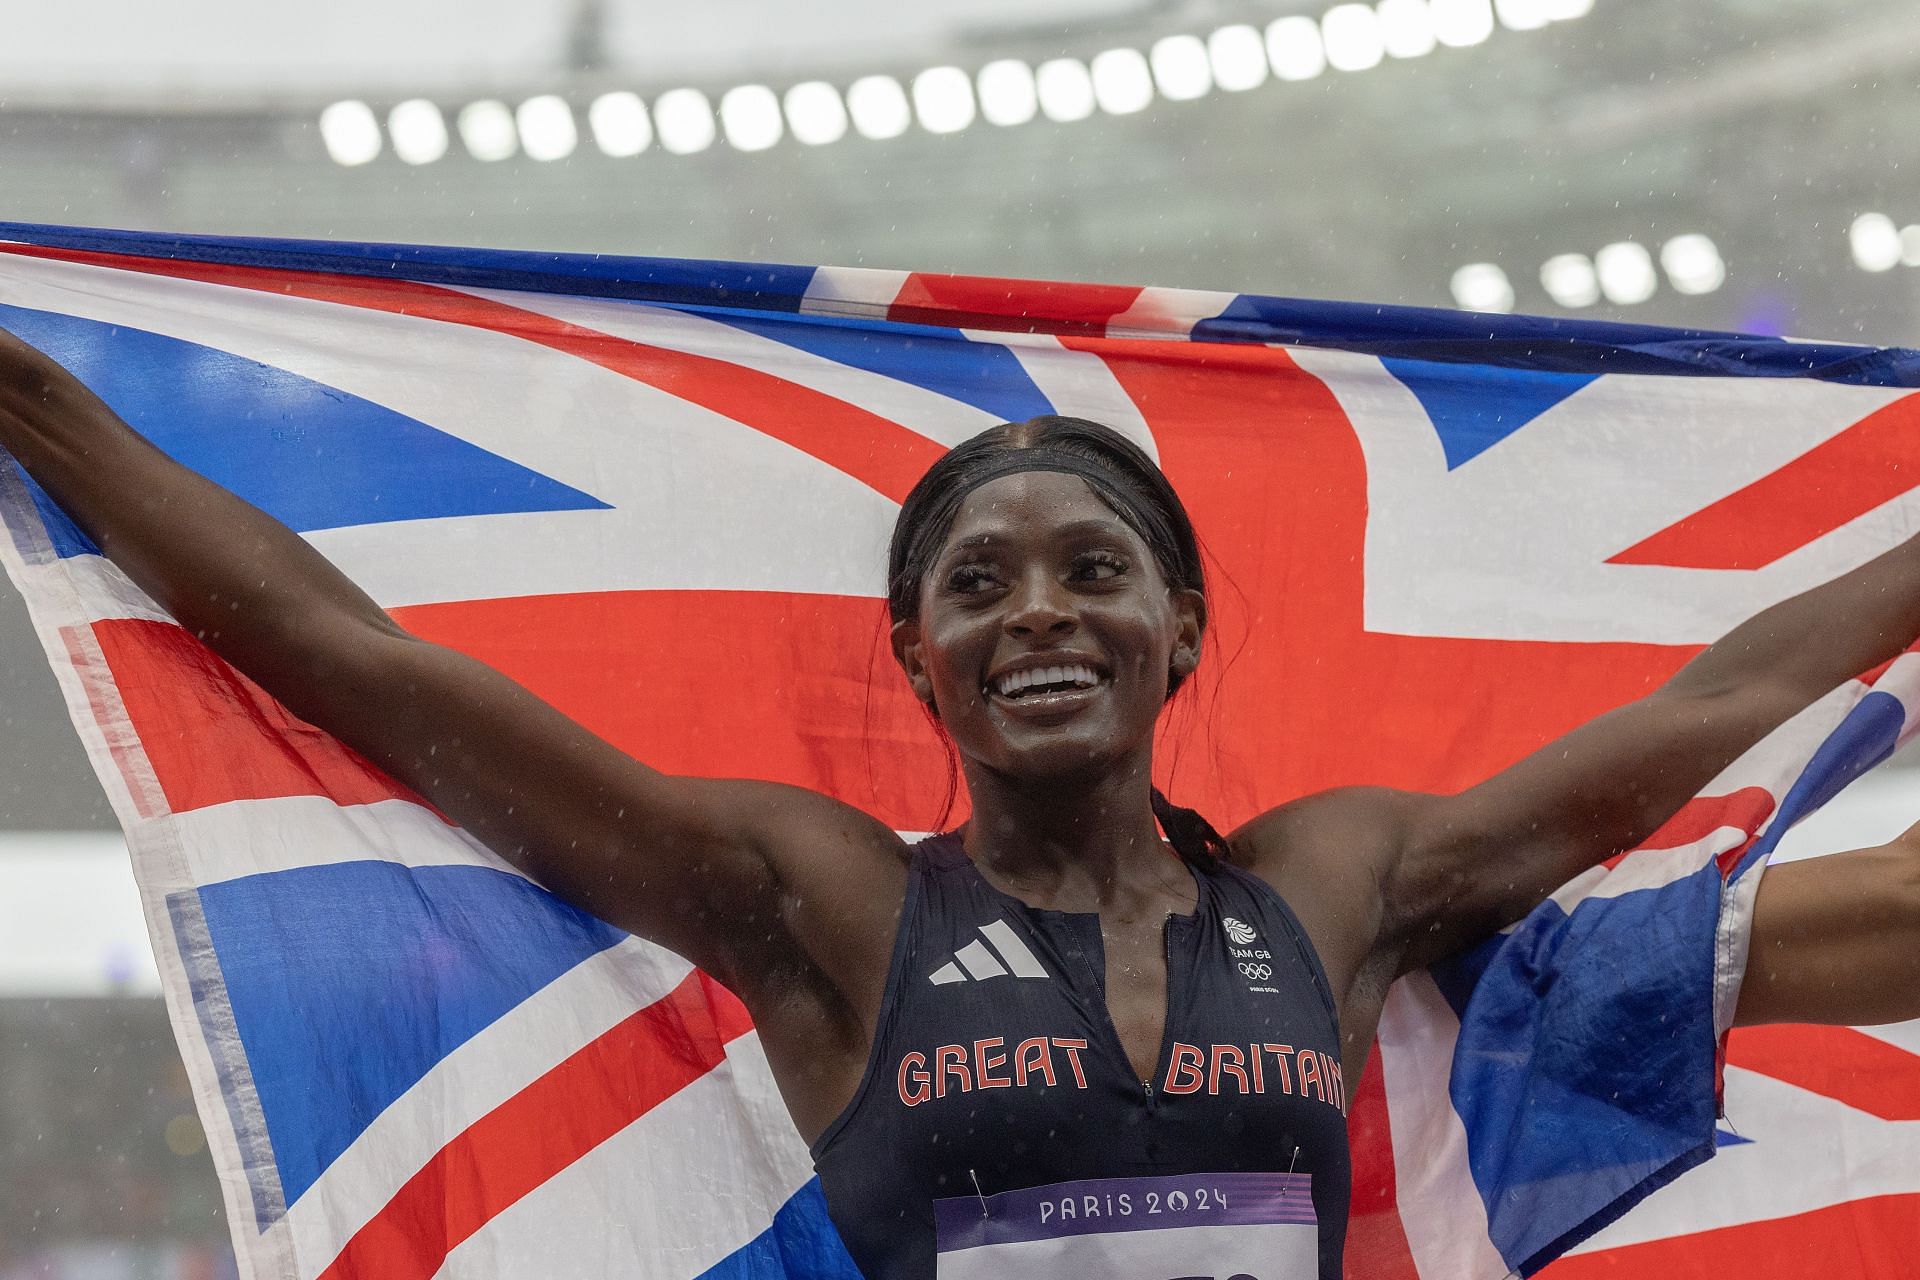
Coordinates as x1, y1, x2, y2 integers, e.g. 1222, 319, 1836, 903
928, 919, 1049, 985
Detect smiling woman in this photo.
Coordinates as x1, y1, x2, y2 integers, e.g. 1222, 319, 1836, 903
5, 327, 1920, 1280
826, 423, 1355, 1279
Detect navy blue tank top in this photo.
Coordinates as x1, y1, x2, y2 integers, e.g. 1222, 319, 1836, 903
812, 833, 1351, 1279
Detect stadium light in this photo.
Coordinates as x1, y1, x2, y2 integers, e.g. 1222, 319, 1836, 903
1091, 48, 1155, 115
457, 100, 518, 162
588, 91, 652, 157
319, 100, 382, 166
1207, 25, 1270, 91
654, 88, 716, 155
1150, 35, 1213, 101
720, 84, 784, 151
1851, 213, 1901, 272
1036, 59, 1097, 122
913, 66, 977, 134
1377, 0, 1439, 59
783, 81, 849, 145
1659, 234, 1726, 295
1451, 263, 1515, 313
1494, 0, 1552, 30
977, 60, 1039, 125
1902, 225, 1920, 268
1596, 241, 1658, 304
387, 99, 448, 166
1542, 0, 1593, 15
516, 95, 577, 162
1267, 16, 1329, 81
847, 75, 912, 139
1431, 0, 1496, 46
1322, 5, 1386, 72
1541, 252, 1599, 307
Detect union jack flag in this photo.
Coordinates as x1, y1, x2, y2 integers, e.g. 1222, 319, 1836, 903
0, 221, 1916, 1280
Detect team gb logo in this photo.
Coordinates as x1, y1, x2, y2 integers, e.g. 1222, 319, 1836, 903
1223, 917, 1258, 946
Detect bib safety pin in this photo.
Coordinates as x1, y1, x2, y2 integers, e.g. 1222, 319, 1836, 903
968, 1169, 989, 1219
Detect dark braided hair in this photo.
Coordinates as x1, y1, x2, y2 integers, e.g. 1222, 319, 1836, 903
886, 415, 1231, 870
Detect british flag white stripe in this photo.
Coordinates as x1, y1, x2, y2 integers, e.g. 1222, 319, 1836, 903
974, 331, 1160, 459
798, 265, 911, 321
437, 1038, 815, 1280
5, 555, 171, 625
276, 936, 695, 1275
1375, 974, 1511, 1279
474, 287, 1008, 447
167, 795, 510, 886
1859, 1021, 1920, 1054
1104, 286, 1237, 339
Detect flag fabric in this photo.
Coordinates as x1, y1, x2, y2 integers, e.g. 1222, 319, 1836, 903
0, 221, 1917, 1280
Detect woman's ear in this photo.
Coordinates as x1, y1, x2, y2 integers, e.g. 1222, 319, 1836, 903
890, 617, 936, 706
1170, 588, 1207, 682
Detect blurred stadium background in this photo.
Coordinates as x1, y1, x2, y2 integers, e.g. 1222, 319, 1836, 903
3, 1, 1919, 1274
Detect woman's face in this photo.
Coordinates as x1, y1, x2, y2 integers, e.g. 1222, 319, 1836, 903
891, 470, 1204, 786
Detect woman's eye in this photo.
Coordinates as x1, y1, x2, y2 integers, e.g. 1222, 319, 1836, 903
947, 564, 1001, 593
1075, 551, 1128, 580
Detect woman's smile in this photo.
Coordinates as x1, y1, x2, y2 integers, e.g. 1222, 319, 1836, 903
983, 654, 1112, 721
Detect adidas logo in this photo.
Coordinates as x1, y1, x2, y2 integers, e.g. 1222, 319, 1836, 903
928, 919, 1049, 985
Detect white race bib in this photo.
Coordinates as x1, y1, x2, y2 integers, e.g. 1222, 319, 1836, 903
934, 1171, 1317, 1280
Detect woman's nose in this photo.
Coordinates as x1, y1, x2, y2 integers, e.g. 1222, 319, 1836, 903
1004, 573, 1076, 637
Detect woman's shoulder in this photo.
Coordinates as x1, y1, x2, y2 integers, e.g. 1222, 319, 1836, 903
1228, 785, 1425, 874
1225, 786, 1431, 1007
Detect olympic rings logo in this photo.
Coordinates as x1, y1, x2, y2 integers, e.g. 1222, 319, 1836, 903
1237, 962, 1273, 982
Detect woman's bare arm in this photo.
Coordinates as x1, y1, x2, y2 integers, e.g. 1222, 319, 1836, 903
1378, 533, 1920, 974
0, 326, 905, 1004
1736, 827, 1920, 1026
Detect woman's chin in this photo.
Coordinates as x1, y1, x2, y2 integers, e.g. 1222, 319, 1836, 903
974, 724, 1147, 789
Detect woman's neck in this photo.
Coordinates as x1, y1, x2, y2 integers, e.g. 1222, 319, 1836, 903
956, 755, 1181, 912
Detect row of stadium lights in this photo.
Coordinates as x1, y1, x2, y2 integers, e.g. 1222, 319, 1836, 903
1450, 235, 1728, 312
1459, 211, 1920, 314
318, 0, 1594, 167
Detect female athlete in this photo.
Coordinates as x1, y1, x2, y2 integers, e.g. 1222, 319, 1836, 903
2, 330, 1917, 1278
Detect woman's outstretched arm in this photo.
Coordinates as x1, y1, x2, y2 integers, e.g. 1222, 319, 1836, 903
1736, 827, 1920, 1026
1263, 528, 1920, 984
0, 328, 905, 1006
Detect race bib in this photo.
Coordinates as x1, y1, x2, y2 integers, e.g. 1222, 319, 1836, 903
933, 1171, 1317, 1280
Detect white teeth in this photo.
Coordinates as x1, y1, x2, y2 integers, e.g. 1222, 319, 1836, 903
992, 662, 1102, 697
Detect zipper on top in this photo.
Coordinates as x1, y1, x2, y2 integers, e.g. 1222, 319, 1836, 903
1139, 912, 1182, 1113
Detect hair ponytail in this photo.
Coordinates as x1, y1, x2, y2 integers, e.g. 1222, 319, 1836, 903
1151, 787, 1229, 871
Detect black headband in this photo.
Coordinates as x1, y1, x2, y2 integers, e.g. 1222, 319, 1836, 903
950, 447, 1142, 508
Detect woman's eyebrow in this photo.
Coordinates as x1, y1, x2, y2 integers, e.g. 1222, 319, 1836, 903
1054, 518, 1132, 539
